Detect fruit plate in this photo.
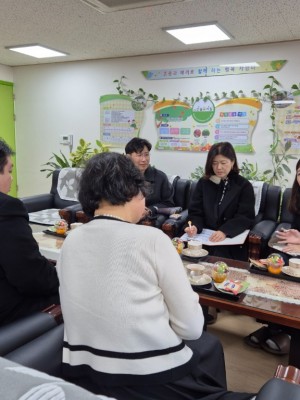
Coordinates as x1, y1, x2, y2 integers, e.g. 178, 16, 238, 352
249, 264, 300, 283
214, 280, 249, 296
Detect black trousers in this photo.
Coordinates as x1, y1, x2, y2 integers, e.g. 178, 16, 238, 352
75, 332, 255, 400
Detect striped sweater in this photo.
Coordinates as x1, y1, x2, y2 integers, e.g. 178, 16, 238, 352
57, 217, 203, 387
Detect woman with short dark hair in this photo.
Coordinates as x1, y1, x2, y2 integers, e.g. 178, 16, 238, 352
57, 152, 255, 400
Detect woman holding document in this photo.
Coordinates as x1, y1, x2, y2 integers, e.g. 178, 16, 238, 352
185, 142, 255, 261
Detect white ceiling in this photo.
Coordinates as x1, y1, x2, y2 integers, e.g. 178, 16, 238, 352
1, 0, 300, 67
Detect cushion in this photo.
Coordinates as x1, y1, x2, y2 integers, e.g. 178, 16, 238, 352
57, 168, 83, 202
250, 181, 264, 216
0, 356, 115, 400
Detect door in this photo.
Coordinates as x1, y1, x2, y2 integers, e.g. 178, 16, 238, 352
0, 80, 17, 196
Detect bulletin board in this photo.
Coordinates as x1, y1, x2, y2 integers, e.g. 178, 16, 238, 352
100, 94, 144, 146
274, 93, 300, 155
154, 97, 262, 153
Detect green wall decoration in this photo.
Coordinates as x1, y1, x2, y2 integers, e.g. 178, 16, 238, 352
112, 75, 300, 187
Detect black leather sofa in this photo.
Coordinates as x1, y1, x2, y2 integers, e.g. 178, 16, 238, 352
272, 188, 293, 232
162, 179, 282, 259
58, 175, 282, 259
21, 169, 79, 217
0, 305, 63, 377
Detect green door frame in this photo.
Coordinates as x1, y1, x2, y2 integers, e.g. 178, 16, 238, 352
0, 80, 17, 197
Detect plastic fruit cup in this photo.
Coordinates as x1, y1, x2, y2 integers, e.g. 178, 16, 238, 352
266, 253, 284, 274
171, 237, 184, 254
54, 219, 68, 235
267, 262, 283, 274
56, 227, 67, 234
212, 261, 229, 283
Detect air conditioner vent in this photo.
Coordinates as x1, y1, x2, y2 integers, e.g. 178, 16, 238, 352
80, 0, 186, 14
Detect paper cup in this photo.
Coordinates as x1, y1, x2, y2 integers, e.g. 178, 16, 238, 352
289, 258, 300, 272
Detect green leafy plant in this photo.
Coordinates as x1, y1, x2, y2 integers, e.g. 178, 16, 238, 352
189, 165, 204, 181
113, 76, 158, 109
41, 138, 110, 177
263, 76, 297, 185
239, 159, 272, 182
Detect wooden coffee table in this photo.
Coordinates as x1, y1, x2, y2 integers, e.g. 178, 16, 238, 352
184, 255, 300, 368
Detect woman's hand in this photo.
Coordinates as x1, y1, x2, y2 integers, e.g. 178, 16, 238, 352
276, 228, 300, 244
209, 230, 226, 242
282, 243, 300, 254
184, 225, 198, 237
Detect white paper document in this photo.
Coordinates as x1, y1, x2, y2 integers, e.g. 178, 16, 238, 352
181, 229, 249, 246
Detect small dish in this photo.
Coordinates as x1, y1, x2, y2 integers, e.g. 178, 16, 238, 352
189, 273, 212, 286
182, 248, 208, 258
214, 280, 249, 296
249, 258, 267, 270
282, 266, 300, 278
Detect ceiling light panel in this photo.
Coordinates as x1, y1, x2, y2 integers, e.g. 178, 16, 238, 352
80, 0, 185, 13
7, 45, 67, 59
165, 24, 231, 45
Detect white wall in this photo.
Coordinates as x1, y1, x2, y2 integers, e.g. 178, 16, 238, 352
12, 41, 300, 196
0, 64, 13, 82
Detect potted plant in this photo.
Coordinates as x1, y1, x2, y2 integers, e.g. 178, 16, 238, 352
41, 138, 110, 177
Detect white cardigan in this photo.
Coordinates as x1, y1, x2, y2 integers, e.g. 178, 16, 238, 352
57, 218, 203, 386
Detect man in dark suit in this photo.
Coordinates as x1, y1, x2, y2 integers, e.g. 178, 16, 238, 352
0, 139, 59, 326
125, 138, 175, 227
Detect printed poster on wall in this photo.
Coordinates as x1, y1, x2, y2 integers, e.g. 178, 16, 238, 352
274, 92, 300, 155
100, 94, 144, 146
154, 98, 262, 153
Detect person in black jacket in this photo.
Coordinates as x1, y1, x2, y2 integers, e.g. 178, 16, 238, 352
276, 158, 300, 255
245, 159, 300, 354
0, 139, 59, 326
185, 142, 255, 261
125, 138, 175, 226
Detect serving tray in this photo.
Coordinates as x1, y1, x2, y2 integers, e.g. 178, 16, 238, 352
191, 282, 244, 302
249, 264, 300, 283
42, 229, 67, 239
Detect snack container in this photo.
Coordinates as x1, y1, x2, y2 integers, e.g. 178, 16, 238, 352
212, 261, 229, 283
171, 237, 184, 254
54, 219, 68, 235
266, 253, 284, 274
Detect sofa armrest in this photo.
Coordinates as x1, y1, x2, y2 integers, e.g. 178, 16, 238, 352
76, 210, 92, 223
162, 209, 189, 238
251, 220, 278, 241
256, 377, 300, 399
5, 324, 64, 377
0, 305, 62, 356
59, 203, 83, 225
21, 193, 54, 213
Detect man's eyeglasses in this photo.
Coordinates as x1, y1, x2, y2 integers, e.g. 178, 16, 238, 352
134, 152, 150, 159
